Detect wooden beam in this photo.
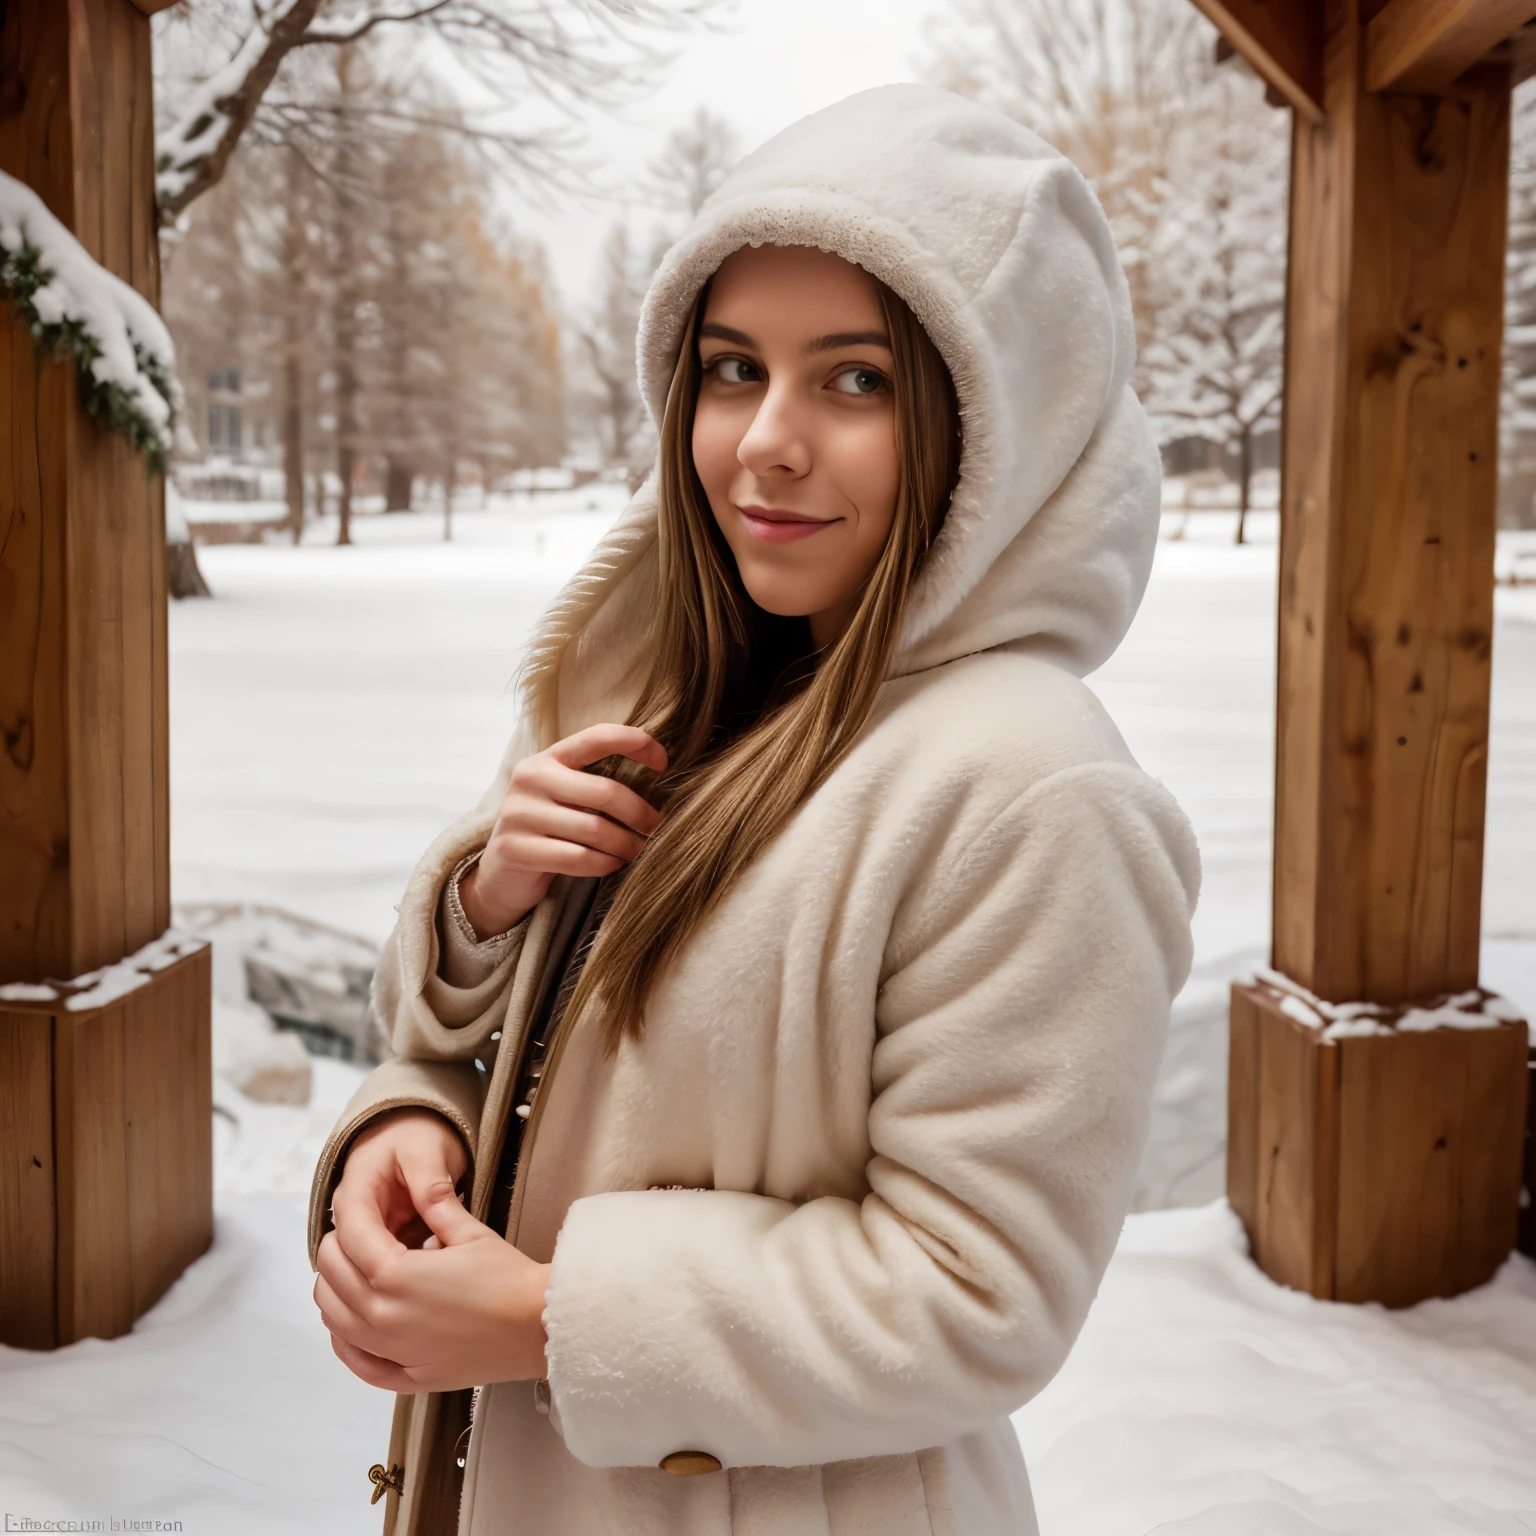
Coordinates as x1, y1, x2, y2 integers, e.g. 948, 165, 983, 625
1186, 0, 1326, 121
1367, 0, 1536, 92
0, 0, 170, 981
1275, 7, 1509, 1007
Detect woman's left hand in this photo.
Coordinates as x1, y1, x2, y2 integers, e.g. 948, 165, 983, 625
313, 1176, 550, 1394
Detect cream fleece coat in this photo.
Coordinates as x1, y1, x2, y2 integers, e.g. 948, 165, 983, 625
308, 83, 1200, 1536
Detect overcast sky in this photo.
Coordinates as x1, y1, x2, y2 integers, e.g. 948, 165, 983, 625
515, 0, 939, 308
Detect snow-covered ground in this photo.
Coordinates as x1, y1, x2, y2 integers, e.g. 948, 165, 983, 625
3, 493, 1533, 1533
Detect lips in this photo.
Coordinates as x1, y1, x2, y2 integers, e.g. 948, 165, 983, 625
738, 506, 840, 545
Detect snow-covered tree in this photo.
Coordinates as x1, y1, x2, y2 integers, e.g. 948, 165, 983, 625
161, 50, 565, 544
926, 0, 1206, 380
1142, 68, 1288, 542
151, 0, 719, 228
1502, 82, 1536, 530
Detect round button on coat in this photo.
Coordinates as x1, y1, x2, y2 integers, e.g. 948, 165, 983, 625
659, 1450, 723, 1476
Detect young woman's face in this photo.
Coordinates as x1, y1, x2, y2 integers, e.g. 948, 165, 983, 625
692, 244, 899, 648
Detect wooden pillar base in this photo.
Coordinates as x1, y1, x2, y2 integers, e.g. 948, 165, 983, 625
1228, 979, 1529, 1306
0, 943, 213, 1349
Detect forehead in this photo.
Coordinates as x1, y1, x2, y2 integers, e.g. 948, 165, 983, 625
703, 244, 883, 332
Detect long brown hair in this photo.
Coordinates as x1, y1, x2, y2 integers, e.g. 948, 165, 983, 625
568, 269, 961, 1052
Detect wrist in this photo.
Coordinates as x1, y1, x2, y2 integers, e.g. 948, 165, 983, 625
530, 1261, 551, 1378
458, 862, 530, 941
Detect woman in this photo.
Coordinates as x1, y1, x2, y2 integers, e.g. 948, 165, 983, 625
308, 83, 1199, 1536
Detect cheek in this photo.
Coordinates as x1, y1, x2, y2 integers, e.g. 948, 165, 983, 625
691, 400, 740, 503
836, 414, 900, 543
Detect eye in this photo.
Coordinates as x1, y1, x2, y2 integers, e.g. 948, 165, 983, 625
706, 356, 763, 384
829, 365, 889, 397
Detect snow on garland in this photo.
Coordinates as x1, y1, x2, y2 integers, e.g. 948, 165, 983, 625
0, 170, 180, 472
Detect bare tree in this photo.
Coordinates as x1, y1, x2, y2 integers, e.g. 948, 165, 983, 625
926, 0, 1208, 372
574, 221, 652, 476
641, 103, 741, 219
1141, 68, 1287, 542
365, 114, 564, 525
1503, 83, 1536, 530
926, 0, 1203, 177
161, 50, 564, 551
152, 0, 718, 228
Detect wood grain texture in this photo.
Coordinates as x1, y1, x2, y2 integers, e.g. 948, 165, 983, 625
1366, 0, 1536, 91
1250, 991, 1338, 1294
1228, 983, 1527, 1305
1274, 0, 1509, 1005
1226, 985, 1262, 1233
1187, 0, 1326, 121
122, 949, 214, 1319
0, 0, 169, 982
0, 1012, 57, 1349
0, 948, 212, 1348
1335, 1021, 1527, 1302
53, 987, 135, 1342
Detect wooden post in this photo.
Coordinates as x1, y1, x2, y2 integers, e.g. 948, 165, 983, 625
1226, 0, 1532, 1303
1276, 5, 1508, 1005
1, 0, 169, 981
0, 0, 213, 1345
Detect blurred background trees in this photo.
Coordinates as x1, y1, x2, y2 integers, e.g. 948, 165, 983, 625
154, 0, 1536, 554
154, 0, 711, 546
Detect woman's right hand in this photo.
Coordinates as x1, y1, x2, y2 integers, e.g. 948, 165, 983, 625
458, 723, 668, 939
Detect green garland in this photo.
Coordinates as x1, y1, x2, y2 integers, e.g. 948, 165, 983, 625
0, 237, 176, 474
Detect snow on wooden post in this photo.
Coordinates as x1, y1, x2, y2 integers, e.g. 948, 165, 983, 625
1208, 0, 1534, 1302
0, 0, 212, 1347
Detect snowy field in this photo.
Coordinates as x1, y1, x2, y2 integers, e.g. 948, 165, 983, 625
2, 493, 1534, 1534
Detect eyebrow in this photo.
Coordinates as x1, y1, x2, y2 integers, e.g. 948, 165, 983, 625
699, 322, 893, 354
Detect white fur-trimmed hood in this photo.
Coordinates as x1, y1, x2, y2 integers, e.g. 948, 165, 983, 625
522, 83, 1160, 743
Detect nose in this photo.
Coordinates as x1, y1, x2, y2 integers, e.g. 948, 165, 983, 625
735, 377, 811, 479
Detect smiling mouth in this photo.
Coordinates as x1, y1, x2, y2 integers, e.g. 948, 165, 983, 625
738, 505, 841, 544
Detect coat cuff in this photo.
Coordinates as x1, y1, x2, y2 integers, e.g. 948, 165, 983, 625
438, 849, 527, 989
543, 1189, 800, 1470
306, 1056, 488, 1269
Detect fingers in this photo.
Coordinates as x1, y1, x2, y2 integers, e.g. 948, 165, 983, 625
489, 833, 627, 881
330, 1332, 414, 1393
332, 1172, 411, 1278
513, 801, 647, 862
534, 760, 666, 837
395, 1151, 480, 1251
316, 1230, 386, 1334
314, 1264, 393, 1360
547, 723, 668, 778
416, 1186, 490, 1249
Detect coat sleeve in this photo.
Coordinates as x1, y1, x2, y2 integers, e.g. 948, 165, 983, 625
541, 761, 1200, 1469
306, 716, 538, 1269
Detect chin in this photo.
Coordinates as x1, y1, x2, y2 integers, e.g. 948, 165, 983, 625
737, 573, 825, 620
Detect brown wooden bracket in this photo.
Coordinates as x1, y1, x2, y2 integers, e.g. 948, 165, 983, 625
1186, 0, 1325, 121
126, 0, 183, 15
1366, 0, 1536, 92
